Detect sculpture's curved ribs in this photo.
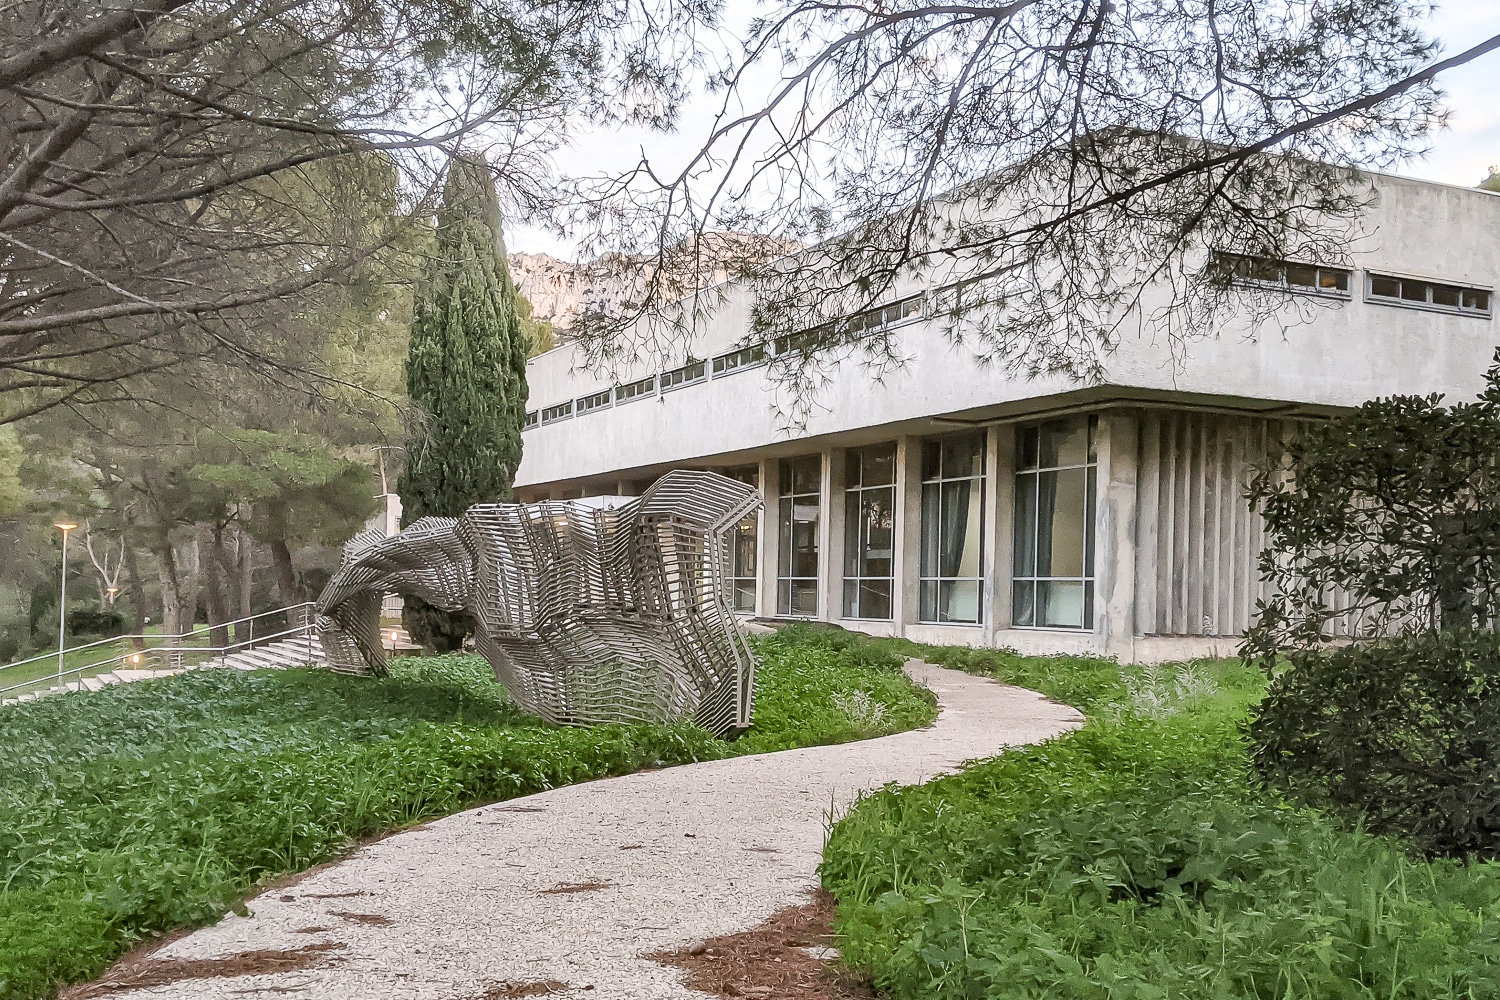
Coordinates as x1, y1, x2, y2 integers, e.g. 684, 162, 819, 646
313, 471, 764, 735
315, 517, 472, 677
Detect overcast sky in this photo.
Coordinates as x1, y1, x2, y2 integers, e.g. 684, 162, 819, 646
509, 1, 1500, 259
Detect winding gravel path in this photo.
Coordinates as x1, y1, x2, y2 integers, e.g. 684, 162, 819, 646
103, 659, 1082, 999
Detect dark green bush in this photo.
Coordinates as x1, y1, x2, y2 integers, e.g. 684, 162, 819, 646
1250, 631, 1500, 859
66, 607, 126, 639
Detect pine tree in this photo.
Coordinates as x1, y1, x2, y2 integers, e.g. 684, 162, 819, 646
399, 156, 529, 650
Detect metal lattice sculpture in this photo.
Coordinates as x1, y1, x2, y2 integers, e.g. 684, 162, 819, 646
314, 470, 763, 736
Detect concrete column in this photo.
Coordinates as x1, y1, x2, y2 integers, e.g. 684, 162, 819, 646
757, 457, 780, 618
988, 425, 1016, 639
895, 435, 923, 632
819, 448, 842, 622
1095, 411, 1140, 659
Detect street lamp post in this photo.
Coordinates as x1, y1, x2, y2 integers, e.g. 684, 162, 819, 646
54, 521, 77, 682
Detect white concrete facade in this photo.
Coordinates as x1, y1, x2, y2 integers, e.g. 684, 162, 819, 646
514, 174, 1500, 662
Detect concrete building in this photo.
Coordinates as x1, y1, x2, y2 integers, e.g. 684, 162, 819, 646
513, 174, 1500, 661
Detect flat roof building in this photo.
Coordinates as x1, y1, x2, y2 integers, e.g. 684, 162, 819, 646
514, 173, 1500, 661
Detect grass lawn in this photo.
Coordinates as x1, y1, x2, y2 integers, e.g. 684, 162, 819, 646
821, 643, 1500, 1000
0, 624, 935, 1000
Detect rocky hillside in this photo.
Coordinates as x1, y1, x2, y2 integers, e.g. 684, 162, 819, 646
509, 231, 798, 332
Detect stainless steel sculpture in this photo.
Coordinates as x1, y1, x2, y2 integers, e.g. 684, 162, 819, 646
313, 470, 763, 736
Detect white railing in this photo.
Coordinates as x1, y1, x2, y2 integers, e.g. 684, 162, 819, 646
0, 602, 318, 700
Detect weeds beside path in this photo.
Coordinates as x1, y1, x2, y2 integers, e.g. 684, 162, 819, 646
822, 645, 1500, 1000
0, 626, 935, 1000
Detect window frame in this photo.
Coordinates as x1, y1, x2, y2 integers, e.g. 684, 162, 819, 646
539, 400, 574, 425
523, 410, 539, 430
776, 455, 822, 618
661, 359, 708, 391
842, 443, 897, 621
614, 374, 657, 404
723, 464, 760, 614
575, 388, 613, 415
1364, 271, 1493, 319
1218, 252, 1352, 299
712, 343, 768, 376
1011, 416, 1098, 632
918, 432, 987, 625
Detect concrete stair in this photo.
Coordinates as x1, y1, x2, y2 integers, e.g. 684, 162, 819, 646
213, 637, 326, 672
2, 636, 326, 706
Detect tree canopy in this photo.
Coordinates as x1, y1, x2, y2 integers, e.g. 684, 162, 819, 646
0, 0, 712, 424
1245, 352, 1500, 662
568, 1, 1500, 421
400, 156, 529, 523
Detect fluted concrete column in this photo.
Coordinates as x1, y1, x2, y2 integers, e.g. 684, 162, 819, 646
1095, 411, 1140, 659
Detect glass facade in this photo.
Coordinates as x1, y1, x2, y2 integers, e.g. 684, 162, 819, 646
843, 444, 896, 619
1012, 416, 1097, 629
919, 433, 986, 623
777, 455, 822, 616
724, 465, 759, 613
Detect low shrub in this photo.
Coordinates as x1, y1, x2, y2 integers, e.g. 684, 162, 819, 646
0, 629, 935, 999
65, 607, 125, 640
823, 642, 1500, 1000
1251, 630, 1500, 859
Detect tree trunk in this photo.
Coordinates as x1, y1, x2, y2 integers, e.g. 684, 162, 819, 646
233, 517, 255, 644
271, 537, 300, 606
154, 531, 183, 640
179, 534, 202, 643
123, 534, 148, 650
200, 522, 230, 649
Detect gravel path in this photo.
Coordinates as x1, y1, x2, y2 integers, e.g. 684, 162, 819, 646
103, 659, 1082, 999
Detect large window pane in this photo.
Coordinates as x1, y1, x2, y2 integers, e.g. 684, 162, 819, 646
939, 479, 983, 577
844, 443, 896, 619
863, 447, 896, 486
1039, 580, 1086, 628
919, 433, 985, 624
1013, 473, 1037, 577
940, 580, 982, 623
777, 456, 821, 616
1039, 421, 1088, 468
1013, 417, 1095, 630
1036, 467, 1086, 578
725, 465, 759, 613
791, 506, 819, 576
1012, 580, 1036, 627
941, 435, 984, 479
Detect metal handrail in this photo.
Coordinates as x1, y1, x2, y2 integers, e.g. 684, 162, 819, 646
0, 603, 320, 703
0, 602, 315, 674
0, 623, 321, 697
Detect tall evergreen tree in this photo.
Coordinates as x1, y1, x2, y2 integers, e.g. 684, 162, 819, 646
399, 156, 529, 650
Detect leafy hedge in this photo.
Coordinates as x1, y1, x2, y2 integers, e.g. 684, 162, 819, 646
1251, 630, 1500, 859
822, 646, 1500, 1000
0, 628, 936, 999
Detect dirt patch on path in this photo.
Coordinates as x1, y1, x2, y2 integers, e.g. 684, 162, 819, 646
62, 942, 344, 998
650, 890, 876, 1000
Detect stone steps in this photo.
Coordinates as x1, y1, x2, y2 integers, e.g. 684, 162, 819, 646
2, 637, 326, 706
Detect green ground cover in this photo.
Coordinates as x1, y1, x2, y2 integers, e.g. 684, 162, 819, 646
823, 644, 1500, 1000
0, 625, 936, 999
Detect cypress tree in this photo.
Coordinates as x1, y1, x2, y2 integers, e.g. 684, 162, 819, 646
398, 156, 528, 650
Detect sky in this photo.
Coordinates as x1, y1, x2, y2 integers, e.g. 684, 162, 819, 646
508, 1, 1500, 260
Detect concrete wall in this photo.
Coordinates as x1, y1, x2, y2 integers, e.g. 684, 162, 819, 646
516, 173, 1499, 492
